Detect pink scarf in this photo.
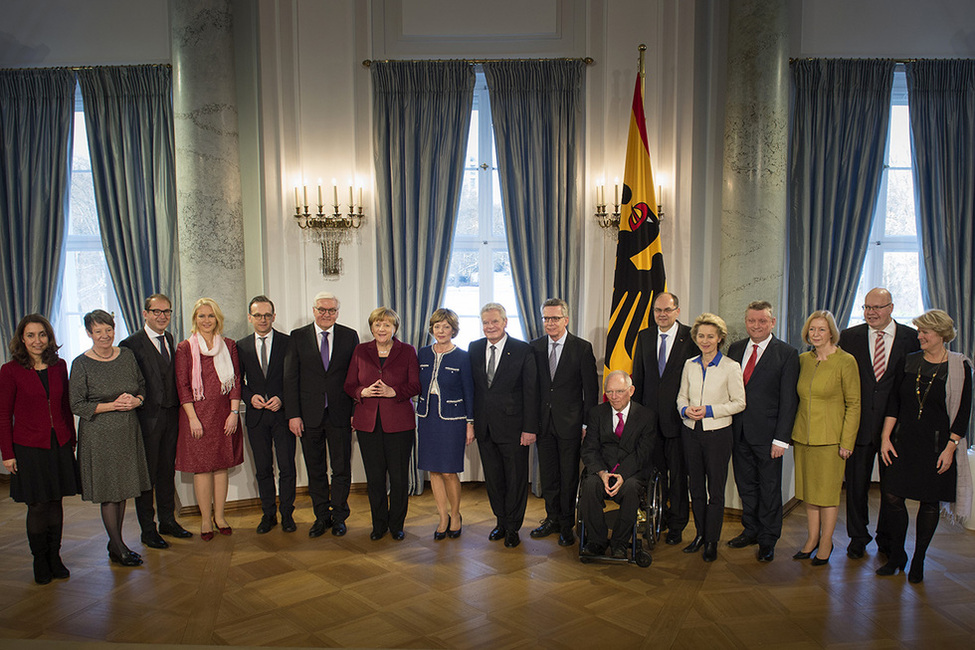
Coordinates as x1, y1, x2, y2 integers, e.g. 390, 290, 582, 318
188, 333, 235, 401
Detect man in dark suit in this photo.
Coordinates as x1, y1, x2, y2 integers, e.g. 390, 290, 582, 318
470, 302, 539, 548
529, 298, 599, 547
838, 287, 919, 559
726, 301, 799, 562
237, 296, 296, 534
119, 293, 193, 547
579, 370, 655, 558
631, 292, 699, 545
284, 291, 359, 538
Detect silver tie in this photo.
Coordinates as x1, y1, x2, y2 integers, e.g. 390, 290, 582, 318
260, 336, 268, 376
487, 345, 497, 387
549, 342, 559, 379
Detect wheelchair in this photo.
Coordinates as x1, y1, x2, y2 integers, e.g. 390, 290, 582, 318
576, 467, 663, 568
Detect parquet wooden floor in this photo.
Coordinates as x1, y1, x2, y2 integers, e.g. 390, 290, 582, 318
1, 481, 974, 649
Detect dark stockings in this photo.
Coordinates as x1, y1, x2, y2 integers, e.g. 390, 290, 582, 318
101, 500, 131, 556
883, 492, 940, 562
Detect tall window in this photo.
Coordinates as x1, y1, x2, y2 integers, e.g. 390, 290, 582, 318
54, 85, 130, 361
849, 69, 924, 327
443, 72, 524, 348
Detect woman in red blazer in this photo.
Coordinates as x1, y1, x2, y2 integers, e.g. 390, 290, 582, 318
345, 307, 420, 540
0, 314, 80, 585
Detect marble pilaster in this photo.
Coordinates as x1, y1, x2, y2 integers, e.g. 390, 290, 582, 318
170, 0, 246, 338
718, 0, 790, 342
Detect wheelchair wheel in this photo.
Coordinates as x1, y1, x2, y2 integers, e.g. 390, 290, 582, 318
635, 549, 653, 567
643, 470, 664, 550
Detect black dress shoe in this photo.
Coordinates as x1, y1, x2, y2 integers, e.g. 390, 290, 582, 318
489, 526, 506, 541
683, 535, 705, 553
703, 542, 718, 562
811, 549, 832, 566
109, 549, 143, 567
256, 516, 277, 534
435, 516, 450, 541
158, 521, 193, 538
308, 519, 327, 538
758, 545, 775, 562
530, 519, 558, 539
141, 530, 169, 549
331, 521, 347, 537
727, 533, 758, 548
391, 530, 405, 541
281, 517, 297, 533
504, 531, 520, 548
558, 531, 575, 547
610, 545, 628, 559
665, 530, 683, 546
847, 541, 866, 559
370, 528, 387, 541
581, 542, 605, 557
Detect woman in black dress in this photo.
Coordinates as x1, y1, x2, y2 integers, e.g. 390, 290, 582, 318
879, 309, 972, 583
0, 315, 80, 584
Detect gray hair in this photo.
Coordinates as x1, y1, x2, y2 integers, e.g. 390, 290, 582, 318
480, 302, 507, 319
313, 291, 340, 309
605, 369, 633, 389
541, 298, 568, 318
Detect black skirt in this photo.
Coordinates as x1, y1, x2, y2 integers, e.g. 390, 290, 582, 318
10, 430, 81, 504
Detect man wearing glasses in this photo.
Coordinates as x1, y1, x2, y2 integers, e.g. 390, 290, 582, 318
631, 292, 699, 546
838, 287, 919, 560
237, 296, 295, 534
120, 294, 193, 547
284, 292, 359, 538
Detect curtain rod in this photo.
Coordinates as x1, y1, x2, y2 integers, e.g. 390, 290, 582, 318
362, 56, 594, 68
0, 63, 172, 72
788, 57, 917, 64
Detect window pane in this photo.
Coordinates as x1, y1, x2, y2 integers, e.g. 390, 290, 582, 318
888, 105, 911, 168
68, 170, 100, 236
455, 169, 479, 237
491, 169, 505, 238
884, 169, 916, 237
465, 108, 479, 166
883, 252, 924, 322
492, 250, 525, 341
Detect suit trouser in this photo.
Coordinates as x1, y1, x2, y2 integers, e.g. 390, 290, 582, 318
536, 415, 582, 534
356, 420, 414, 534
653, 433, 689, 532
299, 409, 352, 523
682, 424, 733, 544
732, 437, 783, 546
477, 430, 529, 532
136, 406, 179, 532
580, 473, 644, 549
845, 441, 890, 547
246, 417, 297, 519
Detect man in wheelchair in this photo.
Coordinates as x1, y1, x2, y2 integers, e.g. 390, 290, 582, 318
579, 370, 655, 559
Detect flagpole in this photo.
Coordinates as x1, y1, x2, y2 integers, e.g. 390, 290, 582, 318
638, 43, 646, 96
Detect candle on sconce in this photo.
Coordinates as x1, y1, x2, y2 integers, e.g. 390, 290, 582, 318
658, 184, 662, 205
614, 177, 619, 206
348, 183, 354, 210
303, 185, 308, 209
358, 185, 363, 211
294, 186, 299, 211
332, 179, 338, 208
318, 179, 323, 210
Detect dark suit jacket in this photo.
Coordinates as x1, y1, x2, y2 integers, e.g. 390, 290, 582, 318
531, 332, 599, 438
728, 336, 800, 447
631, 322, 698, 439
237, 329, 290, 429
283, 322, 359, 429
470, 336, 539, 443
344, 338, 421, 433
838, 321, 919, 446
119, 328, 178, 435
581, 401, 655, 481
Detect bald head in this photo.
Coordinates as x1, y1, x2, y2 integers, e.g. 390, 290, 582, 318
863, 287, 894, 329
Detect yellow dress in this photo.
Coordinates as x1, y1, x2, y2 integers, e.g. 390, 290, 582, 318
791, 348, 860, 506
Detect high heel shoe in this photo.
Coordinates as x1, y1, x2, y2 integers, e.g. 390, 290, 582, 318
434, 516, 450, 541
447, 515, 463, 539
810, 549, 832, 566
876, 552, 908, 576
908, 557, 924, 583
201, 530, 215, 542
214, 518, 232, 536
792, 545, 818, 560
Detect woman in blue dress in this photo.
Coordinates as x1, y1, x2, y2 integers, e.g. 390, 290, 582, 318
416, 308, 474, 540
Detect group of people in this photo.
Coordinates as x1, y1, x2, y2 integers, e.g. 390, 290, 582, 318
1, 286, 970, 587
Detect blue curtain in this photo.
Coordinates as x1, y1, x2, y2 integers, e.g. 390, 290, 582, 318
0, 69, 75, 357
906, 60, 975, 372
77, 65, 181, 338
371, 61, 475, 351
787, 59, 895, 344
483, 60, 585, 341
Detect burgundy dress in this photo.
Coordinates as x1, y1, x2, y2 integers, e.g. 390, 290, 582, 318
174, 337, 243, 473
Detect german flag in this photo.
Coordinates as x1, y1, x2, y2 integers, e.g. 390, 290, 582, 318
604, 72, 666, 378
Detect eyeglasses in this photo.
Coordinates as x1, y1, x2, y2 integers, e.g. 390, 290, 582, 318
541, 316, 565, 323
251, 313, 274, 320
653, 307, 678, 315
314, 307, 339, 315
147, 309, 173, 316
863, 303, 892, 312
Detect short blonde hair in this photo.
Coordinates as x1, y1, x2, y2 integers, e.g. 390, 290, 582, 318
801, 310, 839, 345
368, 306, 400, 333
428, 308, 459, 338
691, 313, 729, 348
190, 298, 225, 335
913, 309, 956, 343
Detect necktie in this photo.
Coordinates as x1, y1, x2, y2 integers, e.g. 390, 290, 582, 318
487, 345, 497, 387
873, 330, 886, 381
742, 344, 759, 385
320, 331, 330, 371
658, 334, 668, 376
549, 342, 559, 379
158, 335, 170, 363
615, 412, 624, 438
260, 336, 268, 376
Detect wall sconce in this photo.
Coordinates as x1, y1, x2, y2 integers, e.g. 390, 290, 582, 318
593, 176, 666, 233
292, 178, 365, 278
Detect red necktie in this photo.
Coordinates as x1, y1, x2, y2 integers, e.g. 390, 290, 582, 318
742, 344, 759, 385
873, 331, 886, 381
614, 412, 624, 439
